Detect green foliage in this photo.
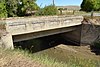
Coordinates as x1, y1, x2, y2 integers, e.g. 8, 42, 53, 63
9, 49, 100, 67
0, 1, 58, 17
17, 0, 39, 16
81, 0, 100, 12
6, 0, 18, 17
43, 5, 58, 15
0, 0, 39, 17
35, 5, 58, 16
0, 0, 7, 18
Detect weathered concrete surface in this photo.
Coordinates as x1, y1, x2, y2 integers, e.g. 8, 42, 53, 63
5, 16, 83, 35
0, 38, 2, 48
81, 24, 100, 45
60, 25, 82, 45
81, 19, 100, 45
13, 26, 78, 42
0, 16, 83, 49
59, 18, 100, 45
0, 33, 14, 49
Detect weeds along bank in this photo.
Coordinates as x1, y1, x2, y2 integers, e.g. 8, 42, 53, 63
0, 48, 45, 67
0, 48, 100, 67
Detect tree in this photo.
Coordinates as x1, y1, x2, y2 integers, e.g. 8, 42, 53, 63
2, 0, 39, 17
81, 0, 100, 12
6, 0, 18, 17
0, 0, 7, 18
17, 0, 39, 16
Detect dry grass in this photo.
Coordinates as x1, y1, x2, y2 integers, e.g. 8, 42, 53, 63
0, 49, 45, 67
0, 47, 100, 67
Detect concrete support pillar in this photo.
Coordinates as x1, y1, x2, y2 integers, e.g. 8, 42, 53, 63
1, 33, 14, 49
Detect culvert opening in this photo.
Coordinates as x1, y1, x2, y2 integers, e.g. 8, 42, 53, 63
14, 33, 79, 53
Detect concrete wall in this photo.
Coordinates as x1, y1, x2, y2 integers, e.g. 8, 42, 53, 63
61, 23, 100, 45
60, 25, 82, 45
5, 16, 83, 35
1, 33, 14, 49
81, 24, 100, 45
13, 26, 77, 42
80, 18, 100, 45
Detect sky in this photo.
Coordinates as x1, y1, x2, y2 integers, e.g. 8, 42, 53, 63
36, 0, 83, 7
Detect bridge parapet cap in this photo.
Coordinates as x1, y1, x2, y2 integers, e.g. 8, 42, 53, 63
0, 16, 83, 21
5, 16, 83, 23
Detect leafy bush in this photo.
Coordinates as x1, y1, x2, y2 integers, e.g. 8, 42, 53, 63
0, 0, 7, 18
0, 0, 39, 17
35, 5, 58, 16
17, 0, 39, 16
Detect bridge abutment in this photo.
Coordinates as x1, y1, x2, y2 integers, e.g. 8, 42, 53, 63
1, 33, 14, 49
60, 25, 82, 45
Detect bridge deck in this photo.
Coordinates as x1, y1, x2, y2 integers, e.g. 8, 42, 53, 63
0, 16, 83, 35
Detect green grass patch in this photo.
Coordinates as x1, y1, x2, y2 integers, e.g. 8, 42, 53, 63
0, 48, 100, 67
13, 48, 100, 67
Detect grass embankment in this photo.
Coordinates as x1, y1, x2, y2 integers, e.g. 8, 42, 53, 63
0, 48, 100, 67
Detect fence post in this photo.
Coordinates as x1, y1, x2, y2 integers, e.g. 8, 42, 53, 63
91, 10, 94, 19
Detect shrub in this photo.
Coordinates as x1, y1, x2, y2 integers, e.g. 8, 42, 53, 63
35, 5, 58, 16
0, 0, 7, 18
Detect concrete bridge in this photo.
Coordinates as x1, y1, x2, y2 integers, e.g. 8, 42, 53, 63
0, 16, 83, 49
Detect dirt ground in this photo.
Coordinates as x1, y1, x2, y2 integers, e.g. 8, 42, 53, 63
56, 44, 100, 60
